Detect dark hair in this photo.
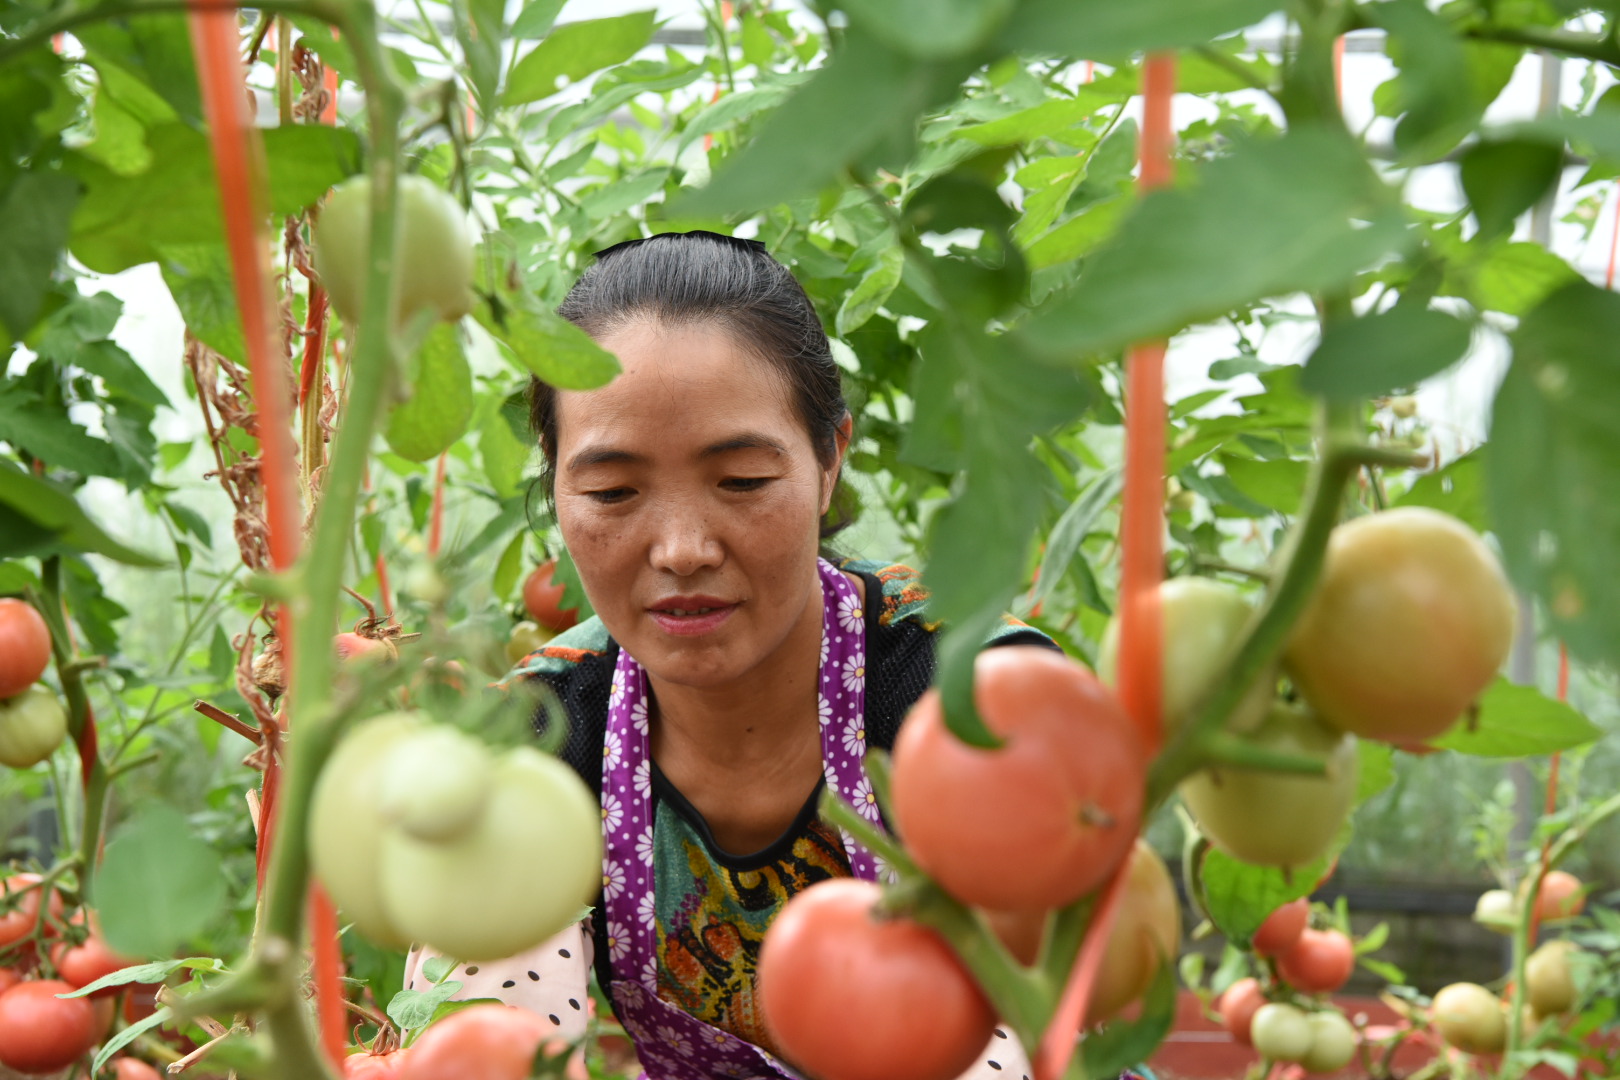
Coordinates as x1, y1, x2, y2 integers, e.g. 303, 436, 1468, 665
528, 231, 856, 540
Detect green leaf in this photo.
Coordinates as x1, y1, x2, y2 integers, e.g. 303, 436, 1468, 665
1083, 957, 1177, 1078
1490, 281, 1620, 665
957, 97, 1098, 146
1429, 679, 1601, 757
384, 324, 475, 462
478, 394, 532, 499
1459, 139, 1563, 243
1355, 741, 1395, 805
1300, 306, 1472, 400
71, 339, 169, 408
841, 0, 1017, 60
505, 11, 659, 106
1025, 195, 1130, 271
673, 84, 792, 159
478, 302, 620, 390
60, 956, 223, 999
386, 980, 465, 1030
454, 0, 505, 114
90, 1006, 172, 1073
674, 30, 975, 218
511, 0, 566, 39
0, 384, 123, 477
998, 0, 1282, 57
1221, 457, 1305, 515
0, 171, 80, 338
1394, 451, 1485, 532
493, 531, 524, 603
92, 804, 228, 957
78, 91, 153, 176
551, 546, 595, 620
579, 168, 669, 221
1030, 469, 1122, 611
836, 246, 905, 336
159, 245, 245, 365
1024, 128, 1408, 357
1200, 843, 1332, 943
1366, 0, 1477, 160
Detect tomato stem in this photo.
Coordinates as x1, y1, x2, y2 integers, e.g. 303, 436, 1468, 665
1201, 734, 1330, 776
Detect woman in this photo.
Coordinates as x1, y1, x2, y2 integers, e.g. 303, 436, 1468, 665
407, 232, 1058, 1079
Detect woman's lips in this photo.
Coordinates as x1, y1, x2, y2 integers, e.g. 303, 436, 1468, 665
647, 598, 737, 637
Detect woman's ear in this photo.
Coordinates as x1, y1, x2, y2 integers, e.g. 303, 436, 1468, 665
820, 413, 855, 515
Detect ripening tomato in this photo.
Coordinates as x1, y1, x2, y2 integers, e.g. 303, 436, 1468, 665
891, 646, 1145, 911
1098, 577, 1273, 736
1431, 983, 1506, 1055
1251, 1002, 1312, 1063
53, 929, 140, 997
0, 979, 99, 1073
1301, 1010, 1357, 1073
1284, 508, 1515, 743
0, 875, 62, 949
1178, 702, 1357, 869
1277, 928, 1355, 995
1473, 888, 1518, 934
1528, 870, 1584, 922
0, 601, 51, 700
1088, 840, 1181, 1022
1525, 940, 1578, 1016
114, 1059, 164, 1080
345, 1049, 409, 1078
504, 621, 553, 666
1217, 977, 1266, 1046
313, 174, 475, 330
522, 563, 579, 633
0, 687, 68, 769
758, 879, 995, 1080
397, 1005, 557, 1080
335, 633, 395, 667
1252, 898, 1309, 957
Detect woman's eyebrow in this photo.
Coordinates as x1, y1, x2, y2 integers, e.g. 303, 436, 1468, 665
566, 446, 643, 470
701, 434, 788, 458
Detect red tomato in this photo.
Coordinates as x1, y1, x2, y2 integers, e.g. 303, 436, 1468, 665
121, 982, 160, 1025
758, 879, 995, 1080
335, 633, 395, 665
0, 979, 99, 1073
0, 972, 17, 998
0, 600, 51, 699
397, 1004, 557, 1080
891, 646, 1145, 910
1252, 898, 1309, 957
113, 1059, 164, 1080
345, 1049, 410, 1078
1276, 928, 1355, 994
522, 563, 579, 633
1217, 977, 1267, 1046
0, 876, 62, 949
1530, 870, 1585, 922
53, 932, 140, 996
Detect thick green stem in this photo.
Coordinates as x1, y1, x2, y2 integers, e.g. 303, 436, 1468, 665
36, 558, 110, 877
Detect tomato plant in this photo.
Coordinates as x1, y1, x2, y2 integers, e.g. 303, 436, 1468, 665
758, 879, 996, 1080
0, 601, 50, 700
0, 980, 99, 1073
1087, 840, 1180, 1022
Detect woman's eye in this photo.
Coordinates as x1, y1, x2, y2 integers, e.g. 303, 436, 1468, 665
721, 477, 772, 492
586, 488, 634, 504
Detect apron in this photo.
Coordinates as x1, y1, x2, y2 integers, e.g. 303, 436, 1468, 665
600, 558, 881, 1080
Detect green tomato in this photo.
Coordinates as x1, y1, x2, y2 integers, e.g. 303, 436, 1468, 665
378, 726, 494, 843
1250, 1002, 1312, 1063
1099, 577, 1273, 736
0, 687, 66, 769
1471, 888, 1518, 935
1301, 1010, 1357, 1073
1525, 940, 1578, 1016
308, 712, 428, 948
313, 174, 475, 330
506, 621, 553, 666
1431, 983, 1506, 1055
1178, 701, 1357, 869
378, 745, 601, 961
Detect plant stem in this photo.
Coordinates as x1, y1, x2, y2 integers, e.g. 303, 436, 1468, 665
0, 0, 339, 66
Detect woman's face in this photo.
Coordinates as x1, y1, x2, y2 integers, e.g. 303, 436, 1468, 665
552, 318, 844, 690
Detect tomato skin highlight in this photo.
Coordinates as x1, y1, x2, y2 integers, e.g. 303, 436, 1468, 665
1430, 982, 1507, 1055
397, 1004, 554, 1080
1217, 977, 1266, 1046
1284, 507, 1515, 743
1251, 898, 1309, 957
1276, 928, 1355, 995
891, 646, 1145, 911
0, 979, 99, 1073
759, 879, 996, 1080
523, 563, 579, 633
0, 601, 51, 700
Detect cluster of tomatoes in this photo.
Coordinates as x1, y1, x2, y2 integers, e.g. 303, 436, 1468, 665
507, 562, 581, 665
0, 875, 156, 1078
0, 601, 69, 773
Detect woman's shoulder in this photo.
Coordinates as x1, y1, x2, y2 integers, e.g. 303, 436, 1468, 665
836, 557, 1046, 645
494, 617, 618, 690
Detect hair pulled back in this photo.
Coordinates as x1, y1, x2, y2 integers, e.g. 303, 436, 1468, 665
528, 231, 855, 539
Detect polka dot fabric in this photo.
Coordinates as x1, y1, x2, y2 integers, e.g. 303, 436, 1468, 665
602, 559, 878, 1080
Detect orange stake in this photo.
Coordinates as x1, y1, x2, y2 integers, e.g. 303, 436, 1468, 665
428, 453, 448, 557
1035, 52, 1175, 1080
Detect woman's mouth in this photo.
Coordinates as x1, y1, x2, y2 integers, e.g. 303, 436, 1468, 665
648, 598, 737, 636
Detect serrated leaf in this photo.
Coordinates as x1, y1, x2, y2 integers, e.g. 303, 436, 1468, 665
386, 980, 464, 1030
1029, 469, 1121, 611
0, 384, 123, 478
157, 245, 244, 365
71, 339, 169, 407
579, 168, 668, 221
1200, 844, 1332, 943
478, 303, 620, 390
1221, 457, 1305, 515
1429, 679, 1601, 757
384, 324, 474, 462
91, 1006, 172, 1072
59, 956, 223, 998
1025, 195, 1130, 271
505, 11, 659, 106
1300, 306, 1472, 400
92, 804, 227, 957
674, 84, 792, 159
836, 246, 905, 337
478, 395, 532, 499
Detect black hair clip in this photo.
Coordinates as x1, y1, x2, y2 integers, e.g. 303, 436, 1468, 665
591, 230, 768, 261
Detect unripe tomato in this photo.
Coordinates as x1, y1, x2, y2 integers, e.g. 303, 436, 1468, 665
1099, 577, 1272, 736
1276, 929, 1355, 995
114, 1058, 164, 1080
0, 979, 98, 1073
891, 647, 1144, 911
1252, 898, 1309, 957
345, 1049, 409, 1078
0, 876, 62, 949
1217, 977, 1266, 1046
1178, 702, 1357, 869
313, 174, 475, 330
1251, 1002, 1312, 1063
505, 622, 552, 666
378, 746, 600, 961
52, 930, 140, 996
1430, 982, 1506, 1055
1301, 1009, 1357, 1073
1528, 870, 1584, 922
1525, 940, 1578, 1015
758, 879, 995, 1080
1389, 396, 1418, 419
309, 712, 428, 948
1472, 888, 1518, 934
397, 1005, 551, 1080
1284, 508, 1515, 742
0, 601, 51, 699
377, 727, 493, 843
0, 688, 67, 769
522, 563, 579, 633
1088, 840, 1181, 1022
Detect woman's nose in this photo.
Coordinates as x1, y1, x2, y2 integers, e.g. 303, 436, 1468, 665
648, 502, 723, 576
